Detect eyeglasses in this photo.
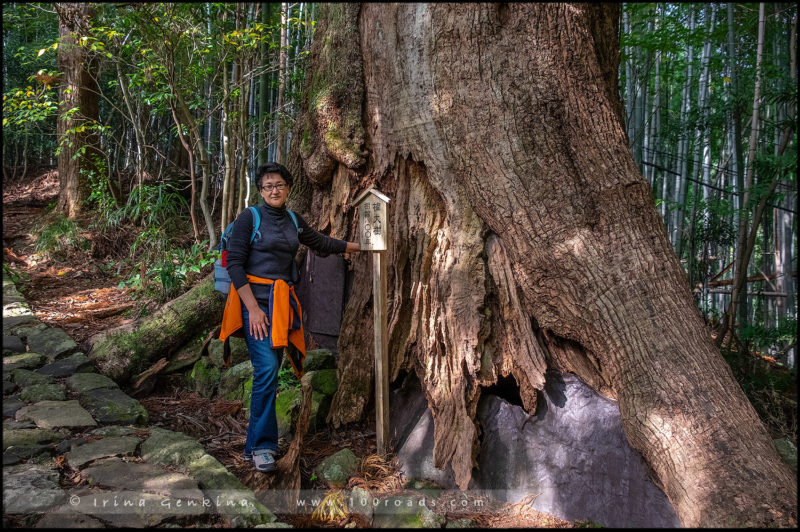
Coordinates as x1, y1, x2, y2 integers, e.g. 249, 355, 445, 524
260, 183, 287, 192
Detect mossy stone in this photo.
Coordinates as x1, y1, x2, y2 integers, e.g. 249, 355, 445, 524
80, 388, 148, 425
140, 427, 206, 469
276, 386, 302, 438
26, 327, 79, 359
309, 391, 333, 432
774, 438, 797, 469
3, 428, 61, 450
66, 372, 118, 393
302, 349, 336, 372
36, 352, 93, 377
163, 341, 203, 374
208, 337, 250, 369
218, 361, 254, 401
372, 496, 446, 528
189, 357, 220, 399
301, 369, 338, 397
11, 368, 54, 387
19, 383, 66, 402
3, 353, 48, 371
314, 448, 360, 488
91, 425, 138, 437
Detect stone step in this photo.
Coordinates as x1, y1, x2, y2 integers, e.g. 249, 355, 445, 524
15, 400, 98, 429
66, 436, 141, 469
1, 273, 290, 528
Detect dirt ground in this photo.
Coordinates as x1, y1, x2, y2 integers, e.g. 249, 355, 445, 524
3, 169, 149, 349
3, 169, 579, 528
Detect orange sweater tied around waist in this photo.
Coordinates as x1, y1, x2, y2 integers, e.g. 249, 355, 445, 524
219, 275, 305, 377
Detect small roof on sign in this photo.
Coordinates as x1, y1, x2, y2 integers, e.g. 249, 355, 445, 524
354, 187, 390, 206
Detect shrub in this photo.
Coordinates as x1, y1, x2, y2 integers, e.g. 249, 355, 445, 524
33, 212, 89, 260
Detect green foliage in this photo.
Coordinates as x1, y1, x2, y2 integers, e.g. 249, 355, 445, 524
124, 183, 188, 228
55, 119, 109, 160
119, 238, 216, 302
33, 213, 90, 261
2, 3, 60, 169
2, 78, 59, 128
575, 518, 604, 528
86, 169, 124, 230
740, 318, 797, 362
150, 241, 217, 300
721, 340, 797, 443
278, 359, 300, 392
3, 264, 31, 289
623, 2, 797, 364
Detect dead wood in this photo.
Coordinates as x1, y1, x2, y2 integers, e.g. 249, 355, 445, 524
87, 273, 225, 385
131, 357, 169, 397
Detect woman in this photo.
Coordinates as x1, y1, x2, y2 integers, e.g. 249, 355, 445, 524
221, 162, 361, 472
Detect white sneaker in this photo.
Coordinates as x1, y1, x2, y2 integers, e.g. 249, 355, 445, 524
253, 451, 275, 472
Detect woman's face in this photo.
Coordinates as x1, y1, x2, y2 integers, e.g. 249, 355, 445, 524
259, 172, 290, 208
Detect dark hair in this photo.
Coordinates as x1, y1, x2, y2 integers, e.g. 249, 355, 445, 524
254, 162, 293, 190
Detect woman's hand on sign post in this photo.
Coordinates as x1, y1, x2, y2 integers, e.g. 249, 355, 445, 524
345, 241, 362, 254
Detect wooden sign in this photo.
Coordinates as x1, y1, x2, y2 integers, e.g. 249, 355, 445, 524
354, 188, 390, 251
354, 187, 391, 454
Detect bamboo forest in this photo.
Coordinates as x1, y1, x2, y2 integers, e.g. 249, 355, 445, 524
619, 3, 796, 367
2, 2, 797, 529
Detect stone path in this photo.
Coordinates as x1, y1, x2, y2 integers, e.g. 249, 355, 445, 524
4, 272, 488, 529
2, 272, 284, 528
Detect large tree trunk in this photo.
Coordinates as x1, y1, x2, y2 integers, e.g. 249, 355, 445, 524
289, 3, 796, 528
87, 274, 225, 385
55, 2, 101, 219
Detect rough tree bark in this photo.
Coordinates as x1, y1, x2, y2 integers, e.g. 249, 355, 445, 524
287, 3, 796, 528
54, 2, 101, 219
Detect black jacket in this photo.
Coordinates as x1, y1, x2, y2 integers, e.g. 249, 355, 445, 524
226, 203, 347, 303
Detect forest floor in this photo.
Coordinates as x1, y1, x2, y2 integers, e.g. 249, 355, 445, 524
3, 168, 578, 528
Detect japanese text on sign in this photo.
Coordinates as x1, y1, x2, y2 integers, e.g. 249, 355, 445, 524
355, 188, 389, 251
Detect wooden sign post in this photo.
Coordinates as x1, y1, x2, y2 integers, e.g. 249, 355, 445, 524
354, 187, 390, 455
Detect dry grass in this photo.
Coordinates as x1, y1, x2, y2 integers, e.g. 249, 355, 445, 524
310, 489, 349, 522
347, 452, 405, 494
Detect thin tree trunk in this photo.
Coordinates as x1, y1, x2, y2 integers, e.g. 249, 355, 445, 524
633, 27, 645, 169
220, 43, 236, 234
674, 7, 695, 259
724, 3, 767, 340
169, 105, 200, 243
651, 50, 661, 190
238, 54, 252, 214
169, 78, 218, 250
21, 128, 28, 181
644, 10, 659, 188
268, 67, 275, 162
235, 2, 249, 214
659, 50, 671, 221
688, 4, 716, 293
774, 13, 796, 366
258, 2, 270, 166
275, 2, 288, 164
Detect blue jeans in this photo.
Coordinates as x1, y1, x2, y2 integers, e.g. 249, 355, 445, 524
242, 304, 281, 457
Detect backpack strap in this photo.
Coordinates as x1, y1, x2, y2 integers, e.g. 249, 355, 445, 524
287, 210, 302, 233
249, 206, 261, 243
